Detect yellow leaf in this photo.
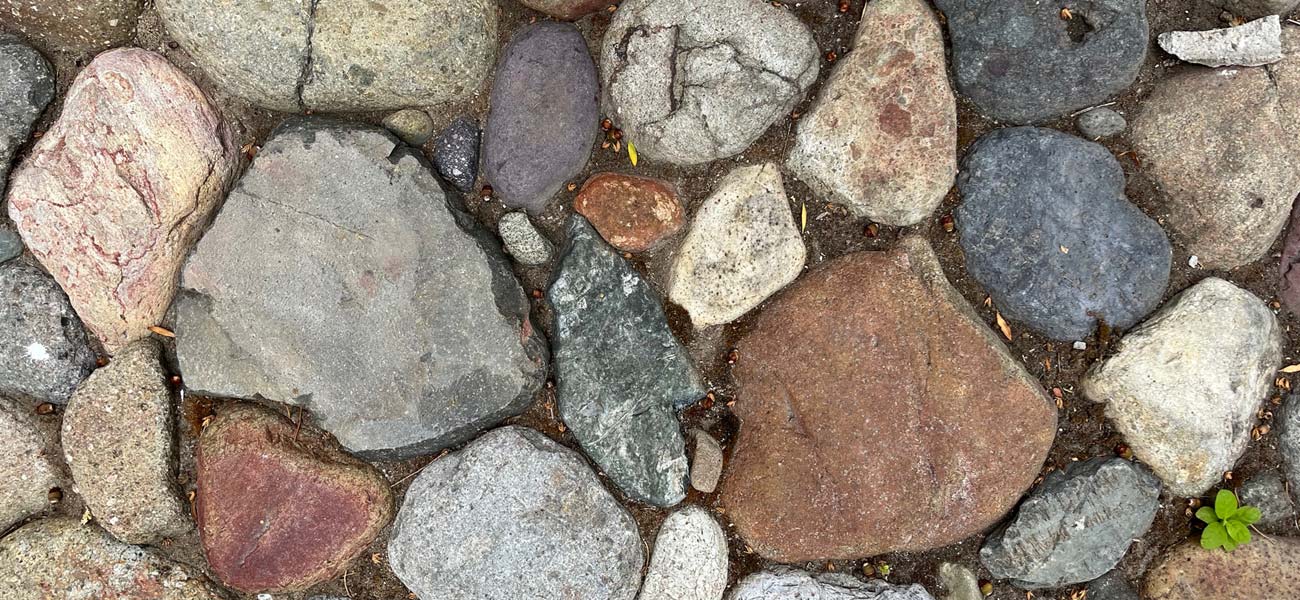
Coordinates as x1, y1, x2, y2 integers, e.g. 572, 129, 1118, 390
1281, 364, 1300, 373
996, 312, 1012, 341
628, 141, 638, 166
800, 202, 807, 232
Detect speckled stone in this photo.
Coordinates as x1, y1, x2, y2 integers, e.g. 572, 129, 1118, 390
0, 398, 65, 532
499, 211, 554, 265
0, 262, 96, 404
433, 116, 481, 193
0, 34, 53, 186
0, 0, 143, 52
639, 506, 728, 600
1145, 538, 1300, 599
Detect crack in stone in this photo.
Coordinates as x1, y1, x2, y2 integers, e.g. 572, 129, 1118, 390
294, 0, 321, 110
242, 190, 373, 240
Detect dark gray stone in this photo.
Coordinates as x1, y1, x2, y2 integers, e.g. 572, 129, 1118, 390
1077, 107, 1127, 139
0, 261, 96, 404
1279, 393, 1300, 506
0, 229, 21, 264
0, 34, 54, 186
1085, 571, 1138, 600
956, 127, 1171, 341
1238, 471, 1295, 528
548, 215, 703, 506
175, 118, 548, 460
433, 116, 480, 193
934, 0, 1148, 124
729, 569, 934, 600
980, 457, 1161, 589
484, 22, 598, 214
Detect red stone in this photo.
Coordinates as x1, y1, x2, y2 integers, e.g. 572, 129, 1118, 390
574, 172, 685, 253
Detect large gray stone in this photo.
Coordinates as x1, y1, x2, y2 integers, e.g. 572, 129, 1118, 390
639, 506, 728, 600
0, 398, 64, 532
0, 261, 96, 404
0, 35, 53, 186
176, 119, 547, 460
1277, 393, 1300, 506
1158, 16, 1283, 67
548, 215, 703, 506
1237, 471, 1296, 528
388, 426, 643, 600
729, 569, 934, 600
1087, 571, 1139, 600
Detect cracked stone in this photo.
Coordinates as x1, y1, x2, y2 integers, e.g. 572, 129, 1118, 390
639, 506, 728, 600
0, 397, 65, 532
1159, 15, 1283, 67
0, 0, 143, 52
0, 34, 53, 187
0, 261, 97, 404
574, 172, 686, 253
730, 569, 935, 600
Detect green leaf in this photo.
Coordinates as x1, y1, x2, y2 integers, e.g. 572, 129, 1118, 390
1201, 521, 1229, 550
1215, 489, 1239, 520
1195, 506, 1218, 524
1226, 520, 1252, 544
1236, 506, 1262, 525
1224, 537, 1238, 552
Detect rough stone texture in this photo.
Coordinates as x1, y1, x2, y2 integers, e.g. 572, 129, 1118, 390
689, 428, 723, 494
601, 0, 819, 165
382, 108, 434, 146
934, 0, 1148, 124
388, 426, 643, 600
499, 211, 554, 265
1211, 0, 1300, 19
548, 216, 703, 506
0, 518, 226, 599
1081, 278, 1282, 497
980, 458, 1161, 589
1278, 393, 1300, 505
1281, 203, 1300, 314
0, 398, 64, 532
0, 261, 96, 404
434, 116, 481, 193
157, 0, 497, 112
62, 340, 189, 545
639, 506, 728, 600
574, 172, 686, 253
0, 0, 142, 52
785, 0, 955, 226
1077, 107, 1127, 139
730, 569, 935, 600
1237, 471, 1295, 527
176, 119, 547, 460
519, 0, 610, 19
1145, 538, 1300, 600
0, 34, 53, 186
667, 164, 805, 329
196, 403, 394, 593
720, 237, 1056, 562
937, 564, 981, 600
1088, 572, 1139, 600
7, 48, 238, 354
1158, 16, 1282, 67
955, 127, 1171, 341
484, 22, 598, 214
0, 229, 19, 264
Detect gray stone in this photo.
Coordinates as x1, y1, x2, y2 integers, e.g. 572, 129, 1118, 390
1212, 0, 1300, 19
1277, 395, 1300, 506
388, 426, 643, 600
1077, 107, 1127, 139
956, 127, 1171, 341
729, 569, 934, 600
689, 428, 723, 494
1081, 278, 1282, 496
601, 0, 819, 165
1238, 471, 1295, 527
934, 0, 1148, 124
0, 35, 53, 186
980, 458, 1161, 589
0, 398, 63, 532
1159, 16, 1282, 67
0, 230, 21, 264
484, 22, 598, 214
499, 211, 553, 265
0, 262, 96, 404
548, 215, 703, 506
434, 116, 481, 193
639, 506, 728, 600
937, 564, 981, 600
175, 119, 547, 460
382, 109, 435, 146
1087, 571, 1139, 600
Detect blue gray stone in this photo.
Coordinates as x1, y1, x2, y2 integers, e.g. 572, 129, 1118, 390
1077, 107, 1127, 139
0, 261, 96, 404
0, 230, 21, 264
1086, 571, 1138, 600
433, 116, 480, 193
1238, 471, 1295, 528
0, 34, 54, 185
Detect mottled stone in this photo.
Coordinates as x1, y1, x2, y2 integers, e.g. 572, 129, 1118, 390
0, 0, 143, 52
574, 172, 685, 253
721, 237, 1056, 562
499, 211, 554, 265
1145, 538, 1300, 600
730, 569, 935, 600
7, 48, 238, 354
0, 34, 53, 186
382, 108, 435, 146
0, 262, 96, 404
434, 116, 481, 192
937, 564, 981, 600
1237, 471, 1295, 527
639, 506, 728, 600
519, 0, 610, 19
0, 398, 63, 532
1159, 16, 1282, 67
689, 428, 723, 494
1077, 107, 1127, 139
1088, 572, 1139, 600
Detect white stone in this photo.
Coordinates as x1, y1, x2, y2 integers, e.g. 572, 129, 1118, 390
639, 506, 728, 600
1158, 16, 1283, 67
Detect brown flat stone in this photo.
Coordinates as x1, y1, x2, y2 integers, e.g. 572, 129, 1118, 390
1146, 538, 1300, 599
574, 172, 685, 253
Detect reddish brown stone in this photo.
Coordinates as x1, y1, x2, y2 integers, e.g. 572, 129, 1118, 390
574, 172, 685, 253
1145, 538, 1300, 599
195, 404, 393, 593
719, 236, 1056, 562
518, 0, 611, 20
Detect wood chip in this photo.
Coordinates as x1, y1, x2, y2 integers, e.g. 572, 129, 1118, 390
1281, 364, 1300, 373
148, 325, 175, 338
996, 312, 1012, 340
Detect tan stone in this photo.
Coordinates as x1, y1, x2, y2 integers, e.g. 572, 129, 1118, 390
1146, 538, 1300, 599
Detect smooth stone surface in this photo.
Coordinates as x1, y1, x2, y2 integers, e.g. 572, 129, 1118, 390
0, 0, 142, 51
7, 48, 238, 354
382, 109, 435, 146
0, 262, 96, 404
667, 164, 805, 329
786, 0, 955, 226
937, 563, 982, 600
574, 173, 686, 253
433, 116, 481, 193
63, 340, 189, 545
601, 0, 819, 165
1081, 278, 1282, 496
689, 428, 723, 494
720, 237, 1056, 562
1158, 16, 1282, 67
548, 216, 703, 506
729, 569, 935, 600
0, 230, 21, 264
1077, 107, 1127, 139
1237, 471, 1295, 527
388, 426, 643, 600
639, 506, 728, 600
934, 0, 1148, 124
519, 0, 609, 19
1145, 538, 1300, 599
955, 127, 1171, 341
0, 35, 53, 186
499, 211, 554, 265
1088, 571, 1140, 600
196, 403, 393, 593
484, 22, 598, 214
0, 398, 64, 532
176, 119, 547, 459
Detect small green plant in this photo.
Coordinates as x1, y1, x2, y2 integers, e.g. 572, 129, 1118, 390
1197, 489, 1261, 551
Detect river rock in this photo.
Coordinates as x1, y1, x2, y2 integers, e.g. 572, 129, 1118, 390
639, 506, 728, 600
720, 236, 1056, 562
0, 398, 63, 532
1088, 572, 1139, 600
574, 173, 685, 253
434, 116, 481, 192
786, 0, 955, 226
382, 109, 434, 146
7, 48, 238, 354
980, 458, 1160, 589
1145, 538, 1300, 599
62, 340, 189, 545
1211, 0, 1300, 19
955, 127, 1171, 341
548, 215, 703, 506
175, 119, 547, 459
499, 211, 554, 265
667, 164, 805, 329
690, 428, 723, 494
601, 0, 819, 165
937, 564, 981, 600
0, 35, 53, 185
1081, 278, 1282, 497
195, 403, 393, 593
0, 262, 96, 404
0, 0, 142, 51
1159, 16, 1283, 67
388, 426, 643, 600
1237, 471, 1295, 527
730, 569, 935, 600
1278, 393, 1300, 504
484, 22, 598, 214
1077, 107, 1127, 139
520, 0, 609, 19
934, 0, 1148, 124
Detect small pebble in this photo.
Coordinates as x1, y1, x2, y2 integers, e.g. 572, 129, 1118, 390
382, 109, 435, 146
690, 428, 723, 493
1074, 341, 1087, 350
498, 212, 553, 266
1077, 107, 1126, 139
433, 116, 481, 193
938, 562, 983, 600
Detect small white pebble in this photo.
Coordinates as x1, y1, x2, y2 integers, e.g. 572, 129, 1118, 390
1073, 341, 1087, 350
257, 594, 273, 600
1189, 255, 1201, 268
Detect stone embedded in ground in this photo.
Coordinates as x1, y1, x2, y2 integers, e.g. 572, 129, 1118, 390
934, 0, 1147, 124
937, 564, 981, 600
1144, 538, 1300, 599
689, 428, 723, 494
0, 230, 20, 264
1081, 278, 1282, 497
388, 426, 643, 600
176, 119, 547, 460
484, 22, 598, 214
955, 127, 1171, 341
382, 109, 435, 146
0, 262, 96, 404
434, 116, 481, 193
1158, 16, 1282, 67
0, 35, 53, 186
7, 48, 238, 354
1077, 107, 1127, 139
0, 0, 142, 52
1278, 393, 1300, 504
1088, 572, 1139, 600
0, 398, 64, 532
0, 518, 225, 599
499, 211, 554, 265
601, 0, 819, 165
195, 403, 393, 593
667, 164, 805, 329
157, 0, 496, 112
574, 172, 686, 253
729, 569, 935, 600
1211, 0, 1300, 19
520, 0, 610, 19
548, 215, 702, 506
1237, 471, 1295, 527
639, 506, 728, 600
785, 0, 955, 226
720, 236, 1056, 562
980, 458, 1160, 589
63, 340, 189, 545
